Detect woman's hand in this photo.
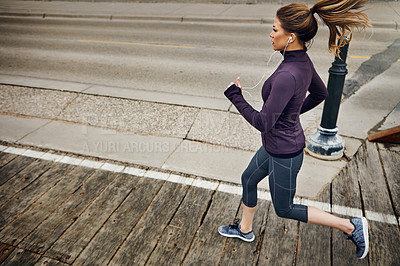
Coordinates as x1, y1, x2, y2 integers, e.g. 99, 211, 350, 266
226, 77, 242, 90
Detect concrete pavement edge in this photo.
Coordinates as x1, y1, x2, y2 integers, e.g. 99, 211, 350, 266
0, 12, 396, 30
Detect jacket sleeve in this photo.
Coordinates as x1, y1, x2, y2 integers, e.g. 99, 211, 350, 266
224, 71, 296, 133
300, 67, 328, 114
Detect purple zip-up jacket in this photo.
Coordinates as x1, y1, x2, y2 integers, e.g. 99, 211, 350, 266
224, 50, 328, 158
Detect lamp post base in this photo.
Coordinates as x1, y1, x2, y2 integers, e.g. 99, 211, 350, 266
306, 126, 344, 161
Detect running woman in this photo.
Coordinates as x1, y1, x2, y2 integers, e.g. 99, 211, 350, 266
218, 0, 371, 259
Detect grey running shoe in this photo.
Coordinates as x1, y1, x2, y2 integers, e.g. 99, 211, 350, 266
218, 219, 255, 242
346, 217, 369, 259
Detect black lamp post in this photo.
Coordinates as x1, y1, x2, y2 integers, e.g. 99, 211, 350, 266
306, 38, 349, 160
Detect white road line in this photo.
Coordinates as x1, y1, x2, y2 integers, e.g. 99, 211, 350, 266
40, 152, 64, 162
144, 170, 170, 181
79, 159, 105, 169
303, 198, 332, 213
0, 144, 8, 152
192, 179, 219, 190
2, 145, 398, 225
366, 210, 398, 225
167, 174, 195, 186
22, 149, 46, 159
59, 156, 84, 166
218, 183, 241, 195
100, 162, 125, 173
258, 190, 272, 202
123, 166, 147, 177
4, 146, 27, 155
332, 205, 363, 218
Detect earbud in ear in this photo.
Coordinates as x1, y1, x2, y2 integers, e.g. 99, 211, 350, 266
288, 36, 293, 41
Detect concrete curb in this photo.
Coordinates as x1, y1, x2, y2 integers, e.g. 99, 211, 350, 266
0, 12, 268, 24
0, 74, 231, 111
0, 12, 397, 29
372, 20, 398, 30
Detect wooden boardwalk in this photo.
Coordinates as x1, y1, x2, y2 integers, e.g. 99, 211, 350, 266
0, 141, 399, 265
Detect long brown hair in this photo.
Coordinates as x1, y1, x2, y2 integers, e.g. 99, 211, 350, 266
276, 0, 371, 56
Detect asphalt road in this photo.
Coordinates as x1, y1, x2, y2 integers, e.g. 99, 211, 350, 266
0, 16, 398, 100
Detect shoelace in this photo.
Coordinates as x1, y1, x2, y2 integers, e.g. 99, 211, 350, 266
229, 219, 241, 230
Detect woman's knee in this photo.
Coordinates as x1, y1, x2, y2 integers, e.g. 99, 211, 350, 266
241, 169, 253, 185
272, 204, 308, 222
274, 206, 293, 219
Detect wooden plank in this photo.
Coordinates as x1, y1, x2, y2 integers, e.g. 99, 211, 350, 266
370, 144, 400, 265
0, 159, 54, 207
368, 221, 400, 265
35, 257, 69, 266
0, 166, 96, 246
145, 186, 214, 265
219, 199, 270, 265
331, 158, 362, 209
332, 157, 366, 265
0, 248, 40, 266
296, 187, 331, 266
357, 141, 399, 263
0, 163, 75, 231
19, 170, 118, 254
0, 243, 15, 264
0, 153, 17, 168
45, 172, 138, 264
182, 191, 242, 266
73, 177, 164, 265
368, 125, 400, 144
357, 142, 393, 214
378, 147, 400, 217
109, 182, 190, 266
257, 206, 298, 265
0, 155, 36, 186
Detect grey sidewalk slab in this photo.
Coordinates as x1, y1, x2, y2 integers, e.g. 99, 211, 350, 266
0, 84, 77, 120
168, 3, 232, 17
16, 118, 182, 168
0, 74, 92, 93
364, 1, 400, 28
342, 136, 363, 160
85, 85, 231, 111
59, 93, 199, 139
0, 114, 49, 142
338, 61, 400, 140
299, 154, 346, 197
1, 2, 126, 14
389, 1, 400, 16
220, 3, 279, 19
162, 139, 347, 198
377, 101, 400, 131
187, 109, 260, 151
162, 139, 257, 187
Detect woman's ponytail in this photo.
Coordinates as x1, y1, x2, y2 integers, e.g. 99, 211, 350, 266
276, 0, 371, 56
311, 0, 371, 56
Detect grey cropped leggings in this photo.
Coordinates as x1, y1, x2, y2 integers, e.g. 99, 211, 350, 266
242, 146, 308, 223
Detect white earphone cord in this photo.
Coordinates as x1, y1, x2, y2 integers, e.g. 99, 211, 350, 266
242, 37, 291, 99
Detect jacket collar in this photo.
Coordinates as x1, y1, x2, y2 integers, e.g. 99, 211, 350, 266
280, 49, 308, 62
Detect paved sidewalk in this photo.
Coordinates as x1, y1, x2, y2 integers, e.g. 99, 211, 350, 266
0, 0, 399, 29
